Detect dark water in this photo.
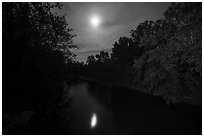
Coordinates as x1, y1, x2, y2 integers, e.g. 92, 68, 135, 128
67, 81, 202, 135
4, 81, 201, 135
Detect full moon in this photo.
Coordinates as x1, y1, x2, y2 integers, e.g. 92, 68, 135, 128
90, 15, 100, 28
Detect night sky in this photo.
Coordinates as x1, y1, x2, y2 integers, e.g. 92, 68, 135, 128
55, 2, 171, 62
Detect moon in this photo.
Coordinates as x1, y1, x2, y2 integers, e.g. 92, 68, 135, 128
90, 15, 101, 28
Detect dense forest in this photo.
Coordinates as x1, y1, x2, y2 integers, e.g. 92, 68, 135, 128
3, 3, 78, 134
3, 2, 202, 135
84, 2, 202, 105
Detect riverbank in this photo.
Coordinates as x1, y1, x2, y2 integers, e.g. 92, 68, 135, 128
70, 79, 201, 134
79, 76, 201, 107
3, 78, 201, 135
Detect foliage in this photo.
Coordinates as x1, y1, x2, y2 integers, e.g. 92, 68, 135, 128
85, 2, 201, 105
3, 2, 76, 112
111, 37, 143, 66
86, 51, 111, 65
3, 2, 76, 62
130, 2, 202, 104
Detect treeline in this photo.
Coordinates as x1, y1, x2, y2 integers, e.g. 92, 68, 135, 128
85, 3, 202, 105
3, 3, 77, 113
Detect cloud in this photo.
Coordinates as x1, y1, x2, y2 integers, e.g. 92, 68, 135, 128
59, 2, 171, 62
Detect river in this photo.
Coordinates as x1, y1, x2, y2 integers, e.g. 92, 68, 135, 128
66, 81, 201, 135
5, 81, 201, 135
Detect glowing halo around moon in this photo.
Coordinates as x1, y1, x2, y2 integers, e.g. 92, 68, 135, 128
90, 15, 101, 28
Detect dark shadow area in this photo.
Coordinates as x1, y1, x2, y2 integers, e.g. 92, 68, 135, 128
87, 82, 202, 134
2, 2, 76, 134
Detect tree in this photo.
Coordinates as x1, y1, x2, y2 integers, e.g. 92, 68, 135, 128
3, 2, 77, 112
95, 51, 110, 63
3, 2, 76, 63
130, 2, 202, 104
86, 55, 96, 65
111, 37, 143, 66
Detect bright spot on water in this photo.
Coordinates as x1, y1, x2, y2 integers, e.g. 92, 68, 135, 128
90, 113, 97, 128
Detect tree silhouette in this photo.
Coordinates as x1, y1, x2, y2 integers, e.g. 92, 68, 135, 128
87, 55, 96, 65
85, 2, 201, 105
130, 2, 202, 104
3, 2, 76, 113
111, 37, 143, 66
96, 51, 110, 63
